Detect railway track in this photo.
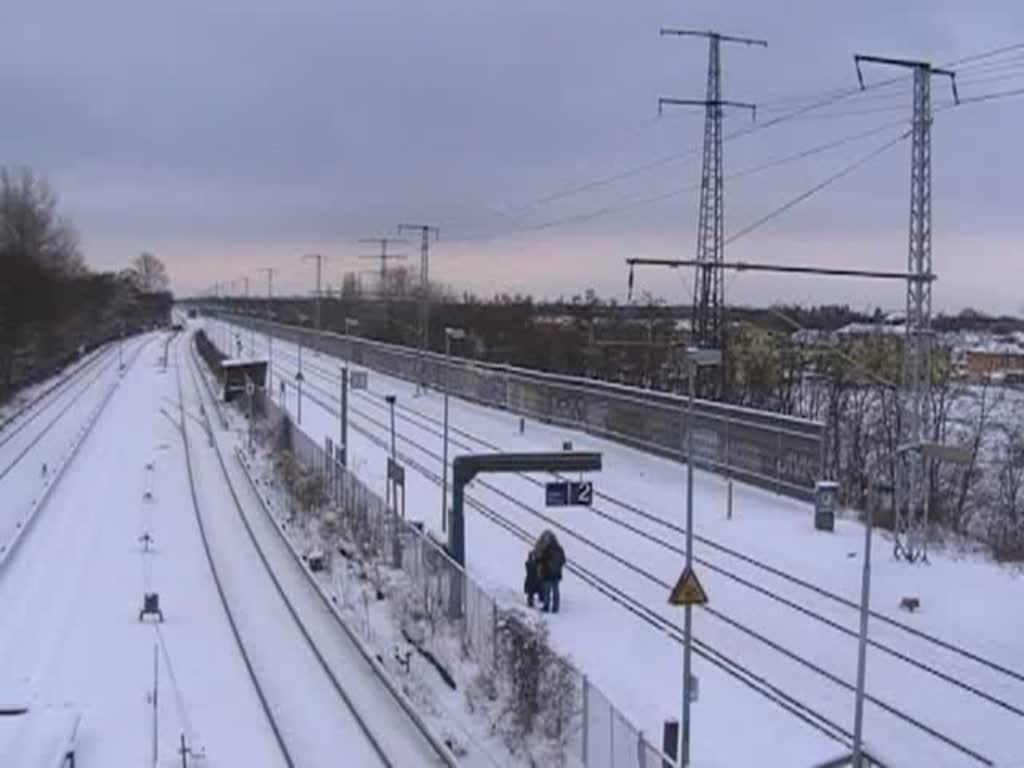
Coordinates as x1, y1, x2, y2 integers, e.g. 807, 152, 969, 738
0, 346, 119, 482
178, 333, 453, 768
0, 337, 151, 572
247, 327, 1005, 766
0, 345, 110, 435
278, 336, 1024, 696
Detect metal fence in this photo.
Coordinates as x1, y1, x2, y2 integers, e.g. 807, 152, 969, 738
259, 393, 677, 768
226, 312, 825, 501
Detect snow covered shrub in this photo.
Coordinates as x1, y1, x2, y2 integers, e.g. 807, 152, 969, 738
270, 451, 329, 527
489, 611, 580, 764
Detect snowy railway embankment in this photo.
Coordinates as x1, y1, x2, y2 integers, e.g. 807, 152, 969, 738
181, 332, 459, 767
205, 313, 1024, 767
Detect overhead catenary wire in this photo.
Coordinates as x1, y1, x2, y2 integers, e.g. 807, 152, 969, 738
457, 117, 915, 245
724, 129, 911, 247
446, 41, 1024, 241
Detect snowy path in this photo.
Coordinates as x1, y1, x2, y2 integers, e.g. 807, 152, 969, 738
0, 333, 280, 766
213, 317, 1024, 768
179, 335, 452, 767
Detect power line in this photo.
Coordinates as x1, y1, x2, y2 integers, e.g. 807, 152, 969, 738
725, 130, 910, 247
455, 117, 911, 244
447, 42, 1023, 237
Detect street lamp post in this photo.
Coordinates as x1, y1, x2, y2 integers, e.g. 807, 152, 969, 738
851, 441, 970, 767
339, 365, 348, 468
242, 276, 253, 357
442, 327, 466, 532
681, 346, 721, 768
344, 317, 359, 363
385, 395, 397, 459
260, 268, 275, 397
303, 253, 324, 354
296, 333, 305, 425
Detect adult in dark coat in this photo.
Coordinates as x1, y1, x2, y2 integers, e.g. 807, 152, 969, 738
533, 529, 566, 613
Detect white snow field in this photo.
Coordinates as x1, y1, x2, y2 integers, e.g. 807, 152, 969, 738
208, 316, 1024, 768
0, 331, 455, 767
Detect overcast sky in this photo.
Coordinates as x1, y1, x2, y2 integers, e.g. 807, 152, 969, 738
4, 1, 1022, 314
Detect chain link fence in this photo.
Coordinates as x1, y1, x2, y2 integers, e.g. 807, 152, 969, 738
257, 392, 678, 768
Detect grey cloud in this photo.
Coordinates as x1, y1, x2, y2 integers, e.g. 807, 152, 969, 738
3, 0, 1021, 310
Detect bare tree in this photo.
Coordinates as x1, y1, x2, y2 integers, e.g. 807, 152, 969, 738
0, 168, 84, 393
127, 251, 169, 293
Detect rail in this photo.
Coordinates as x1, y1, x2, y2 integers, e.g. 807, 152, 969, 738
214, 311, 826, 501
186, 335, 454, 767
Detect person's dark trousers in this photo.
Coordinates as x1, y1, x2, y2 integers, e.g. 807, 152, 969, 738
541, 580, 560, 613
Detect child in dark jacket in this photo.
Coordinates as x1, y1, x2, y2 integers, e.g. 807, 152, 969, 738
524, 551, 544, 607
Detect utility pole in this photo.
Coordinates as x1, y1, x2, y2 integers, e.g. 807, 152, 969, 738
303, 254, 324, 352
339, 365, 348, 467
359, 238, 407, 298
398, 224, 440, 391
259, 268, 275, 396
854, 54, 958, 563
659, 28, 765, 399
241, 275, 253, 357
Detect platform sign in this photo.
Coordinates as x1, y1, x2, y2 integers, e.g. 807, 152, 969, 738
668, 566, 708, 606
546, 480, 593, 507
350, 370, 368, 390
568, 481, 592, 506
545, 481, 569, 506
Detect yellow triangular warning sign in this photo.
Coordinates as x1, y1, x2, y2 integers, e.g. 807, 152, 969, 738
668, 566, 708, 606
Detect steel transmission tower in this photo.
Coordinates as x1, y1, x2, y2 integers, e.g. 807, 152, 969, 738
855, 55, 958, 562
398, 224, 440, 390
359, 237, 407, 296
659, 29, 765, 397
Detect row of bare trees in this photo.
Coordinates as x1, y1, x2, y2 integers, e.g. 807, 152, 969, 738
0, 167, 171, 400
726, 326, 1024, 560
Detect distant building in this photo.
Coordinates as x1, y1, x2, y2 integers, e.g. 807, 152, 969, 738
960, 347, 1024, 380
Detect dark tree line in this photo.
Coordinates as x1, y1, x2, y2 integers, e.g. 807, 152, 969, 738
0, 168, 171, 401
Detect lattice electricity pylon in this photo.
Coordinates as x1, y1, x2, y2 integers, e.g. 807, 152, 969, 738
398, 224, 440, 391
659, 29, 766, 398
855, 54, 958, 562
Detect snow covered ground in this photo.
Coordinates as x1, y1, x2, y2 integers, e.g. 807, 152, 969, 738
178, 335, 453, 767
207, 316, 1024, 768
0, 330, 459, 767
0, 333, 280, 765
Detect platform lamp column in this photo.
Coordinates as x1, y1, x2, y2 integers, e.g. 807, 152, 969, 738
296, 333, 304, 425
681, 347, 721, 767
851, 441, 970, 767
339, 365, 348, 468
260, 267, 275, 397
242, 275, 253, 357
386, 395, 397, 459
442, 327, 466, 532
344, 316, 359, 363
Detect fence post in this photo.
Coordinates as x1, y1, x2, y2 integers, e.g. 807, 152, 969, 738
609, 704, 615, 766
776, 429, 783, 494
582, 675, 589, 768
491, 598, 498, 673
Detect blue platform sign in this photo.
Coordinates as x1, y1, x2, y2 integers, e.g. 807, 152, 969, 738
545, 480, 593, 507
569, 481, 593, 506
546, 481, 569, 507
